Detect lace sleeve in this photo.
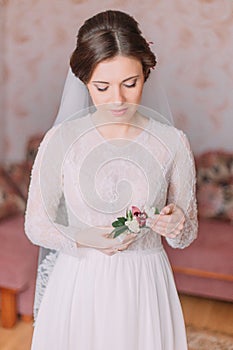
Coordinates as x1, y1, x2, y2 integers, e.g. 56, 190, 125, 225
24, 125, 78, 255
166, 130, 198, 249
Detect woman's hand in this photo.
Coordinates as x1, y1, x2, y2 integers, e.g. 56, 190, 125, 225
100, 231, 138, 255
147, 204, 185, 238
76, 226, 137, 255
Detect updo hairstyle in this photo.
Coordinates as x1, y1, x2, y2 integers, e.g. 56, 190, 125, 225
70, 10, 157, 84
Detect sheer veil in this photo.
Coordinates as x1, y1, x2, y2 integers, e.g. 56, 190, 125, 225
33, 66, 174, 320
54, 67, 173, 125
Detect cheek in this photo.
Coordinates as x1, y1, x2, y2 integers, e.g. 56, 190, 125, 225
128, 85, 144, 104
88, 89, 109, 106
136, 88, 143, 103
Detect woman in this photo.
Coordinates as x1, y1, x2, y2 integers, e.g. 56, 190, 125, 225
25, 10, 197, 350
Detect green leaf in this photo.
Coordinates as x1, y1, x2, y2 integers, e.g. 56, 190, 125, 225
155, 207, 160, 214
112, 225, 128, 238
117, 217, 127, 224
112, 220, 124, 228
128, 210, 133, 220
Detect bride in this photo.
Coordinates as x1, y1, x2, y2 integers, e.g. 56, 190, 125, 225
25, 10, 197, 350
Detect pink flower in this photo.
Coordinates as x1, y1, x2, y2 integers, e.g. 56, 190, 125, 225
131, 206, 141, 216
137, 212, 147, 227
131, 206, 147, 227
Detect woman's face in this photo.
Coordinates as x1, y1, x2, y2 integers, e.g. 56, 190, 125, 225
87, 55, 144, 122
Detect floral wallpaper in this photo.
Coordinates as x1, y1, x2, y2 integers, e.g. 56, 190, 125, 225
0, 0, 233, 162
0, 0, 6, 162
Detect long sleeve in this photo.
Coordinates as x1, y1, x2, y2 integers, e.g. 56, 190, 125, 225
24, 125, 78, 255
166, 130, 198, 249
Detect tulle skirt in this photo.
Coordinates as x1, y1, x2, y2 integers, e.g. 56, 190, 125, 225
31, 247, 187, 350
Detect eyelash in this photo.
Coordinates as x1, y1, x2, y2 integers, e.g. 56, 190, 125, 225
124, 80, 137, 88
95, 80, 137, 92
96, 86, 108, 92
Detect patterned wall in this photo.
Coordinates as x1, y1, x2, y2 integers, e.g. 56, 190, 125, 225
1, 0, 233, 162
0, 0, 6, 161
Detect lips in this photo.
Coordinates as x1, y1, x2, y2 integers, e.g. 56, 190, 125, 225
110, 108, 128, 116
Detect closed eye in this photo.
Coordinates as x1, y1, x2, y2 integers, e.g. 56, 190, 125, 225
123, 79, 137, 88
94, 84, 109, 92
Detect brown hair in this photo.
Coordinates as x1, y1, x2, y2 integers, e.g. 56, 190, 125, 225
70, 10, 156, 84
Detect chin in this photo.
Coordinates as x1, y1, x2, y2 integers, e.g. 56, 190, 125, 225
95, 104, 139, 124
110, 106, 138, 123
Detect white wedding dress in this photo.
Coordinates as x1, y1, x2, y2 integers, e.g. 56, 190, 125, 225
25, 115, 197, 350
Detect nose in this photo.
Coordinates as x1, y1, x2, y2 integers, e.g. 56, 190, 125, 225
112, 86, 125, 105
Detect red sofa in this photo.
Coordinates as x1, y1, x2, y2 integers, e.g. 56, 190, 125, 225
164, 218, 233, 302
0, 135, 42, 328
0, 215, 38, 327
165, 151, 233, 302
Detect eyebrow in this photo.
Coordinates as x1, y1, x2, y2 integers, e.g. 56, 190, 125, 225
92, 75, 140, 84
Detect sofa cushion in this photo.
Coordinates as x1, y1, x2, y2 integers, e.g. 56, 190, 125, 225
3, 162, 31, 200
0, 215, 38, 290
196, 151, 233, 222
0, 168, 25, 221
164, 218, 233, 301
26, 133, 43, 169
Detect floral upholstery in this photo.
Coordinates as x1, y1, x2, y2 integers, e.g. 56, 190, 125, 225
0, 167, 25, 220
26, 134, 44, 168
196, 151, 233, 222
0, 134, 43, 221
3, 162, 31, 200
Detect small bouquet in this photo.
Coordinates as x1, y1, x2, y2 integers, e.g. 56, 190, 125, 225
110, 205, 160, 238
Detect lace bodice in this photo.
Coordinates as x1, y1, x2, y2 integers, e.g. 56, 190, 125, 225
25, 115, 198, 255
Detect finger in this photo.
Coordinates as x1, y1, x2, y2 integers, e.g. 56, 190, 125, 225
103, 233, 112, 238
152, 224, 178, 237
155, 214, 185, 228
158, 213, 184, 223
152, 217, 170, 226
166, 225, 184, 237
166, 231, 180, 238
117, 238, 136, 250
155, 222, 181, 232
166, 233, 176, 238
104, 234, 137, 251
98, 248, 115, 255
160, 203, 175, 215
178, 222, 184, 230
150, 225, 167, 236
117, 233, 137, 244
147, 216, 160, 227
123, 233, 137, 242
151, 219, 182, 236
115, 233, 129, 243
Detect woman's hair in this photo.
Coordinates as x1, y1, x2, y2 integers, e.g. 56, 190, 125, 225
70, 10, 157, 84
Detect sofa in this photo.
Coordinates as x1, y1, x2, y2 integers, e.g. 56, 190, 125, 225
164, 151, 233, 302
0, 135, 42, 328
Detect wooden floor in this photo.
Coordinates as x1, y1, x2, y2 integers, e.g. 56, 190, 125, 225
180, 294, 233, 335
0, 294, 232, 350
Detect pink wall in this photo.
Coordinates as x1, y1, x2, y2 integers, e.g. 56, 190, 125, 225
1, 0, 233, 162
0, 1, 6, 162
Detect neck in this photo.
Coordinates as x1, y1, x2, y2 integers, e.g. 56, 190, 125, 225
90, 112, 148, 140
101, 123, 131, 139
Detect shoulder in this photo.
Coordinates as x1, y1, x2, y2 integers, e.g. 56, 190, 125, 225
59, 113, 92, 133
41, 114, 92, 143
148, 118, 192, 153
149, 118, 185, 139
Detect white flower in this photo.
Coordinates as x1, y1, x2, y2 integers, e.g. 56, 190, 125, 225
144, 205, 156, 218
125, 218, 140, 233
